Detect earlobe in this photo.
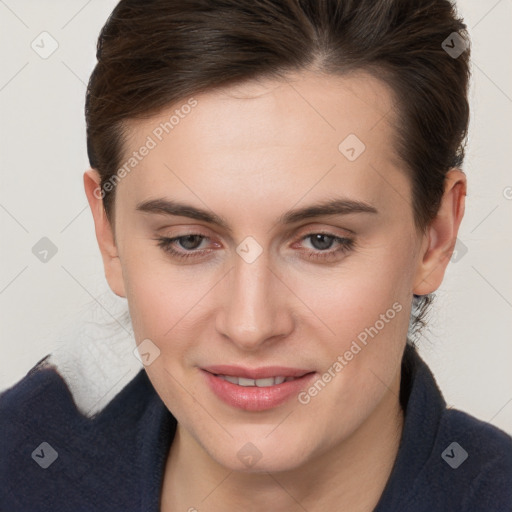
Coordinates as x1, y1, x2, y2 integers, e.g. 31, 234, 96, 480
83, 169, 127, 298
412, 169, 467, 295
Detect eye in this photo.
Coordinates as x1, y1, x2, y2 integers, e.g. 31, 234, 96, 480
154, 232, 355, 262
155, 234, 212, 260
297, 233, 355, 261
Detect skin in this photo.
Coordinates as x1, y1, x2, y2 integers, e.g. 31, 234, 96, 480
84, 69, 466, 511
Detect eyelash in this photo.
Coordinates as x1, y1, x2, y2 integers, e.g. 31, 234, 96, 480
154, 232, 355, 262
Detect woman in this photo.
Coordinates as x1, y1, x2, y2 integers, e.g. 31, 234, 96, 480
1, 0, 511, 510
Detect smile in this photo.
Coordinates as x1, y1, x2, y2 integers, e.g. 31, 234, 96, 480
215, 375, 299, 386
201, 368, 317, 411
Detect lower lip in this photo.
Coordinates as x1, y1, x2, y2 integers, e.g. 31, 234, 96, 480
201, 370, 317, 411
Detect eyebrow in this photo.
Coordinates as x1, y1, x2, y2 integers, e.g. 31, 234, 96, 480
135, 197, 378, 233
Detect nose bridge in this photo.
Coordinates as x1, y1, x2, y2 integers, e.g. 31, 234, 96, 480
218, 248, 286, 350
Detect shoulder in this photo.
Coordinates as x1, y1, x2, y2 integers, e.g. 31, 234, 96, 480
436, 407, 512, 511
409, 405, 512, 512
1, 354, 71, 411
0, 355, 160, 511
392, 345, 512, 511
0, 355, 79, 445
0, 356, 81, 508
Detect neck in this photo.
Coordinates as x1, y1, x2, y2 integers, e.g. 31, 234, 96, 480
161, 370, 404, 512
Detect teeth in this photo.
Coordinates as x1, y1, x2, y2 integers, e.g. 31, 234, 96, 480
255, 377, 276, 387
239, 377, 257, 387
217, 375, 293, 387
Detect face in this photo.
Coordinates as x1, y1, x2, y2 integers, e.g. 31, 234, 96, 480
87, 70, 439, 473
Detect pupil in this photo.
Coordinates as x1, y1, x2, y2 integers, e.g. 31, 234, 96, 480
180, 235, 202, 250
312, 234, 333, 251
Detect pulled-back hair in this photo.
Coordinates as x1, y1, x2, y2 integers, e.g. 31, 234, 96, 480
85, 0, 471, 343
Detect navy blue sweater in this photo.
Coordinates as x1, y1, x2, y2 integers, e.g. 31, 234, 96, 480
1, 344, 511, 511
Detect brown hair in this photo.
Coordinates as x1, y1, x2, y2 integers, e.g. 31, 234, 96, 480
85, 0, 471, 343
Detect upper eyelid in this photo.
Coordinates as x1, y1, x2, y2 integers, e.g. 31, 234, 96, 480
160, 224, 354, 241
165, 231, 350, 242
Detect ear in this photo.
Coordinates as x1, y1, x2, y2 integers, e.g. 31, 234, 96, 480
413, 168, 467, 295
83, 169, 126, 298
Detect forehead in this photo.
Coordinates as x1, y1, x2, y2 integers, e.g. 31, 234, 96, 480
117, 70, 407, 222
125, 69, 397, 151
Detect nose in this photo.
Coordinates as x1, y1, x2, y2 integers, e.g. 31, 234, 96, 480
215, 250, 294, 351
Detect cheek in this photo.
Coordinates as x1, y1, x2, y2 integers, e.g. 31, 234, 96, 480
293, 245, 413, 343
292, 263, 410, 444
122, 250, 219, 365
292, 243, 413, 409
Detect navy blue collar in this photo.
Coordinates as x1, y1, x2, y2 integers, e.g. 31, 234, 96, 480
374, 343, 446, 510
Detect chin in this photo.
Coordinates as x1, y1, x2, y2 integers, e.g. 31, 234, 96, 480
203, 431, 316, 474
222, 452, 309, 474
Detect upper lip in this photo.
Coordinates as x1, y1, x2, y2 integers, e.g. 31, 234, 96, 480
202, 365, 314, 380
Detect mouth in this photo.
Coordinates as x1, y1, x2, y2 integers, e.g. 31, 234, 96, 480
200, 366, 317, 411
